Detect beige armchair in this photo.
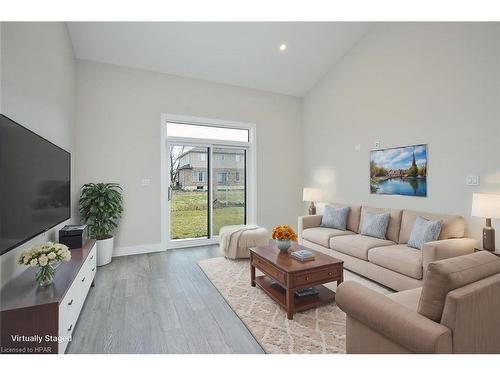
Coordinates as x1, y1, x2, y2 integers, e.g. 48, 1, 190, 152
336, 251, 500, 353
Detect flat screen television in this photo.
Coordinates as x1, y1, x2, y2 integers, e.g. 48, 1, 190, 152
0, 114, 71, 255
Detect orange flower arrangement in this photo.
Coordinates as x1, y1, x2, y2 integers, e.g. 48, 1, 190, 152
271, 225, 297, 242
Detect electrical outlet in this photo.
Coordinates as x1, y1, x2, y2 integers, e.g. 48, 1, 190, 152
465, 175, 480, 186
374, 141, 380, 150
141, 178, 151, 186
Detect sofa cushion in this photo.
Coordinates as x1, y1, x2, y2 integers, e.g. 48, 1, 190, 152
368, 245, 423, 279
388, 287, 422, 312
360, 212, 391, 239
328, 203, 362, 233
417, 251, 500, 322
359, 206, 403, 243
407, 216, 443, 250
302, 227, 353, 247
330, 234, 394, 261
399, 210, 465, 244
321, 206, 350, 230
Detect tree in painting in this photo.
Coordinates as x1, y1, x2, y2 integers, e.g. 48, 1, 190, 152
370, 144, 427, 197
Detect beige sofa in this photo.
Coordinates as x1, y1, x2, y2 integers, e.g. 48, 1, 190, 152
336, 251, 500, 353
298, 204, 478, 291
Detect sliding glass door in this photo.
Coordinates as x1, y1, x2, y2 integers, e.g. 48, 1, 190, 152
166, 139, 248, 247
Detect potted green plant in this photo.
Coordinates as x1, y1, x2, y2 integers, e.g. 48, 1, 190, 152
79, 183, 123, 266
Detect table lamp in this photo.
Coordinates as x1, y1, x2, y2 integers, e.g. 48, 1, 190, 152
471, 193, 500, 251
303, 188, 323, 215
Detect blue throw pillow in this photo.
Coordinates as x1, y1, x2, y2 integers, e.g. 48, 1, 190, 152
408, 216, 443, 250
360, 212, 390, 239
320, 206, 350, 231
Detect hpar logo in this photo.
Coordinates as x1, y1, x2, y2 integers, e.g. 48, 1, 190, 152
34, 346, 52, 353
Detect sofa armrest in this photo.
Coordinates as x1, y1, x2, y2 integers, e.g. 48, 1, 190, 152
336, 281, 452, 353
298, 215, 322, 236
422, 238, 478, 271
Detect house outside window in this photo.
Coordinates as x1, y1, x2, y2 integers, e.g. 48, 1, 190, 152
176, 147, 246, 190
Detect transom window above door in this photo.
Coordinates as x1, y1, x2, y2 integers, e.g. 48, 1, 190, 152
167, 122, 249, 142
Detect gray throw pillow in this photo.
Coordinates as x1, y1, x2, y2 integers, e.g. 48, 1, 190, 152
408, 216, 443, 250
320, 206, 350, 231
360, 212, 391, 239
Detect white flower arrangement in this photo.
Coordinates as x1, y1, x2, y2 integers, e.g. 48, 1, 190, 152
17, 242, 71, 268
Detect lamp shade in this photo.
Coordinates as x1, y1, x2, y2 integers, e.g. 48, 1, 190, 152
471, 193, 500, 219
303, 188, 323, 202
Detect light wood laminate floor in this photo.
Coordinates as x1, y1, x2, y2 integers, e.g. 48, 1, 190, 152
68, 245, 264, 354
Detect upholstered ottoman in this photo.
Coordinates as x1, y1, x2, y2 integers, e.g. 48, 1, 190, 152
219, 225, 269, 259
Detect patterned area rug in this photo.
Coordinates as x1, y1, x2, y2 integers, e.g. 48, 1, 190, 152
198, 257, 391, 354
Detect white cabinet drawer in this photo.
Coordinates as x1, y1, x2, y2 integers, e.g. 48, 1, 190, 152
58, 243, 96, 353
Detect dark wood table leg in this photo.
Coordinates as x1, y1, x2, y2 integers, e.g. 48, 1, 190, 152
286, 288, 294, 320
338, 269, 344, 286
250, 262, 256, 287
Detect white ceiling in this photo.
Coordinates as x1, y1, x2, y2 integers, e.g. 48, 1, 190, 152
67, 22, 372, 97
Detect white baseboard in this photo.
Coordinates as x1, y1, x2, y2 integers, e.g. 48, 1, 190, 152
112, 243, 165, 257
112, 238, 222, 257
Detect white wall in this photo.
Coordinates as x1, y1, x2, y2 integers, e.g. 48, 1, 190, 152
0, 22, 76, 287
303, 23, 500, 240
75, 60, 303, 250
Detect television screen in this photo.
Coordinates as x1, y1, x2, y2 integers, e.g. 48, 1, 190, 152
0, 114, 70, 255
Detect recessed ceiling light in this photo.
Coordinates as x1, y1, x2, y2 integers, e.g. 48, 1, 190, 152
279, 43, 287, 51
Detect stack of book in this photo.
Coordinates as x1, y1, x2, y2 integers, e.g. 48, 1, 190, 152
291, 249, 315, 262
294, 287, 319, 298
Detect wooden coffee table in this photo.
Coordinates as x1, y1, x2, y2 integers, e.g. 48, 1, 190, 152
249, 243, 343, 320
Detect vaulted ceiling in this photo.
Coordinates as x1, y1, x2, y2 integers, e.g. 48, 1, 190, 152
67, 22, 372, 97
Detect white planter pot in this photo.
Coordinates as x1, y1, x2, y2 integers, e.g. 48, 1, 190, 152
96, 236, 114, 266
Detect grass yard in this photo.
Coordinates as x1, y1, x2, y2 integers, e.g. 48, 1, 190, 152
170, 189, 245, 239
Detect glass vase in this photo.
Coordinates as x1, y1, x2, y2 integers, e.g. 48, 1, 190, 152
35, 265, 56, 287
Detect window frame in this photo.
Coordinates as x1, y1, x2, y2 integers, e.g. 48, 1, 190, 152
165, 121, 249, 143
192, 170, 206, 182
161, 113, 256, 250
217, 172, 228, 184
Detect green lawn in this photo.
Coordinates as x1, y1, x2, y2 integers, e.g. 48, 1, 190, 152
171, 190, 245, 239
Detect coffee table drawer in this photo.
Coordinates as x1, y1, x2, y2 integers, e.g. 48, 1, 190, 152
294, 267, 341, 288
252, 257, 286, 284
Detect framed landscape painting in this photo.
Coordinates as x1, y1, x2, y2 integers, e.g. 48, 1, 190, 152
370, 144, 427, 197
